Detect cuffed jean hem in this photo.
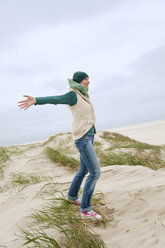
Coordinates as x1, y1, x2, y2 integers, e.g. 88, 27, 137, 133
80, 206, 92, 212
67, 194, 79, 201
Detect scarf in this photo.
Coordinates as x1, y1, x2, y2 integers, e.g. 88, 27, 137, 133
68, 79, 89, 99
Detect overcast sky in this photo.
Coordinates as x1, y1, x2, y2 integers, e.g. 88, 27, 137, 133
0, 0, 165, 146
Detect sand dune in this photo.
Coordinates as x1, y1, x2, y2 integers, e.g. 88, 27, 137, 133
108, 119, 165, 145
98, 165, 165, 248
0, 120, 165, 248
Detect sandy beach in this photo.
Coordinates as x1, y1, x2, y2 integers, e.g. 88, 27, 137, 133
108, 119, 165, 145
0, 119, 165, 248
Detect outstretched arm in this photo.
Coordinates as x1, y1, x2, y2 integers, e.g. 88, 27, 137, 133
18, 91, 77, 110
18, 95, 36, 110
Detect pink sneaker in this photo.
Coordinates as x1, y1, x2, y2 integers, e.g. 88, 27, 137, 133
68, 198, 81, 205
81, 210, 102, 220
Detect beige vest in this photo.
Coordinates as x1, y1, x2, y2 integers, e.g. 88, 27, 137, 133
67, 88, 96, 140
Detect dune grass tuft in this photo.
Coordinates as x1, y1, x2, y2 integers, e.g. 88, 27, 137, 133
18, 191, 113, 248
99, 151, 165, 170
96, 131, 165, 170
10, 172, 42, 186
46, 147, 79, 170
101, 131, 162, 151
0, 146, 10, 163
101, 131, 135, 143
0, 146, 10, 178
42, 135, 56, 146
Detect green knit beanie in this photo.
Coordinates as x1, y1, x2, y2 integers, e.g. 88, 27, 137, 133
72, 71, 89, 84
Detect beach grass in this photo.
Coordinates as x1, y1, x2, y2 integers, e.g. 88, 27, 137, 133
101, 131, 162, 151
18, 191, 113, 248
45, 147, 79, 170
10, 172, 42, 186
99, 152, 165, 170
0, 146, 10, 178
42, 135, 56, 146
95, 131, 165, 170
42, 132, 165, 171
94, 141, 102, 147
0, 146, 10, 163
101, 131, 135, 143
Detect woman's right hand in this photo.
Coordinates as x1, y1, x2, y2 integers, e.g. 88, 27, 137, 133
18, 95, 36, 110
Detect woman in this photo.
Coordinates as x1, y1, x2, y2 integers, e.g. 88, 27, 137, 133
18, 71, 101, 220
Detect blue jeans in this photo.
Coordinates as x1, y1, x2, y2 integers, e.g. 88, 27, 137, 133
67, 135, 101, 212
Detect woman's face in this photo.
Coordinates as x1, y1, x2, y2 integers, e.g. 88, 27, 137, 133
80, 77, 90, 89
